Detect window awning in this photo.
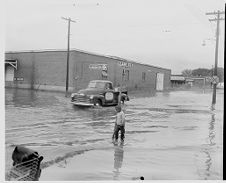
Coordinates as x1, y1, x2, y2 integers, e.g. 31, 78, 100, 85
170, 76, 185, 81
5, 59, 18, 70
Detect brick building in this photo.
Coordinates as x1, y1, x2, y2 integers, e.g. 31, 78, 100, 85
5, 49, 171, 93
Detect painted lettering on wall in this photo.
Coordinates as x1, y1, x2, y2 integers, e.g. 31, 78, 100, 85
14, 77, 24, 81
118, 61, 133, 68
89, 64, 107, 71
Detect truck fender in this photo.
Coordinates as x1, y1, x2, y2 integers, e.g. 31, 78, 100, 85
92, 95, 105, 105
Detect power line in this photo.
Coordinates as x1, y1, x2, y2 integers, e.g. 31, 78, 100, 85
61, 17, 76, 97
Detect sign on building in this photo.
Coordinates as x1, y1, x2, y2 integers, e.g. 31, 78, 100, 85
89, 64, 107, 71
118, 61, 133, 68
14, 77, 24, 81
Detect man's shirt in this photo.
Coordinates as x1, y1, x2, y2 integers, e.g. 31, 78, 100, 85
116, 111, 125, 126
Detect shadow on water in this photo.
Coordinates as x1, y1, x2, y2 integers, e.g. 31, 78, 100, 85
41, 147, 95, 169
113, 142, 124, 180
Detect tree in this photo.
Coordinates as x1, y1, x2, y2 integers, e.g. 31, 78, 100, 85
192, 68, 212, 77
181, 69, 192, 77
181, 67, 224, 82
210, 67, 224, 82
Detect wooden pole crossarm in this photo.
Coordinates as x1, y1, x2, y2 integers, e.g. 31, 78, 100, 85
61, 17, 76, 23
209, 18, 225, 21
206, 11, 225, 15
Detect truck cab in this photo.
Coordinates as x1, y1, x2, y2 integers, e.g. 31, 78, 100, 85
71, 80, 129, 107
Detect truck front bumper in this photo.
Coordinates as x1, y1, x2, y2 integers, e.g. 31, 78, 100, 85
71, 101, 94, 107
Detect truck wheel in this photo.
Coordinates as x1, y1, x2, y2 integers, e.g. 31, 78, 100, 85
94, 99, 102, 107
121, 97, 125, 104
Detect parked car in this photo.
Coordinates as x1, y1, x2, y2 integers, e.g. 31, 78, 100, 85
71, 80, 129, 107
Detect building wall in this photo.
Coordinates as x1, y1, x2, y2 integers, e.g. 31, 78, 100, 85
34, 51, 67, 87
193, 79, 205, 86
5, 50, 171, 92
70, 51, 117, 91
5, 52, 36, 89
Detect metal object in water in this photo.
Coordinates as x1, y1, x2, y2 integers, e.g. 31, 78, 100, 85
7, 146, 43, 181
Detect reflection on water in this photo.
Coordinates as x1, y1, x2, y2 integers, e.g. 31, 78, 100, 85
197, 111, 217, 180
10, 89, 37, 107
203, 150, 212, 179
202, 112, 216, 180
7, 89, 58, 108
113, 142, 124, 180
5, 89, 223, 180
208, 113, 216, 146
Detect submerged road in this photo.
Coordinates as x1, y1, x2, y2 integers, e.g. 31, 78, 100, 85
5, 88, 223, 180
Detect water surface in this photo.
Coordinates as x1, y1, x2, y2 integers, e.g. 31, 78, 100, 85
5, 88, 223, 180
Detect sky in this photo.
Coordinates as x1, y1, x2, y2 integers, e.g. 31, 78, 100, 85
4, 0, 225, 74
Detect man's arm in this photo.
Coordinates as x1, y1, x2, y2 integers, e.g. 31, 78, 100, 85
122, 113, 125, 126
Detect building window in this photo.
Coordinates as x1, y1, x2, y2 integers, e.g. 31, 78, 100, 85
142, 72, 146, 81
122, 69, 129, 81
5, 59, 17, 82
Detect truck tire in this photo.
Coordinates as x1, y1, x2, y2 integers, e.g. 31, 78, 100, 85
94, 99, 102, 107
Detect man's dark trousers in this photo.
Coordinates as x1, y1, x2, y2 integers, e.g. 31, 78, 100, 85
114, 125, 125, 141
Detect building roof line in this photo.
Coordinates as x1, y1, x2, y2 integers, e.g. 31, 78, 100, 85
5, 48, 171, 71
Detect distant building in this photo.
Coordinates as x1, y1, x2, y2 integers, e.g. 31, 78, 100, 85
170, 75, 211, 88
170, 75, 185, 87
5, 49, 171, 93
185, 77, 206, 87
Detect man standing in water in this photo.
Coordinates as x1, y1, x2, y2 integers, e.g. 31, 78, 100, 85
112, 105, 125, 142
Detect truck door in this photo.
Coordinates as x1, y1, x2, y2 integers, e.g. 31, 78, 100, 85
104, 83, 114, 103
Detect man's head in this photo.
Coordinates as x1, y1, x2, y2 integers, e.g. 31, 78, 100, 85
115, 105, 122, 112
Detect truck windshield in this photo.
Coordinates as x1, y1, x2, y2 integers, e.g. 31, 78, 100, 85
87, 81, 106, 89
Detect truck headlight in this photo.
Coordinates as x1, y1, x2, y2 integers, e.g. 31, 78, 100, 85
71, 93, 75, 98
89, 95, 94, 99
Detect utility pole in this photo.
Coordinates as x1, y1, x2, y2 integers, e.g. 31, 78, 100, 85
62, 17, 76, 97
206, 10, 224, 105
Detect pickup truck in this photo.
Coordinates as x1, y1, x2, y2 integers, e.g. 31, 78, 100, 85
71, 80, 129, 107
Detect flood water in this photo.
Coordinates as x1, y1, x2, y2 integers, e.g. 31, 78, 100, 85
5, 88, 223, 180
